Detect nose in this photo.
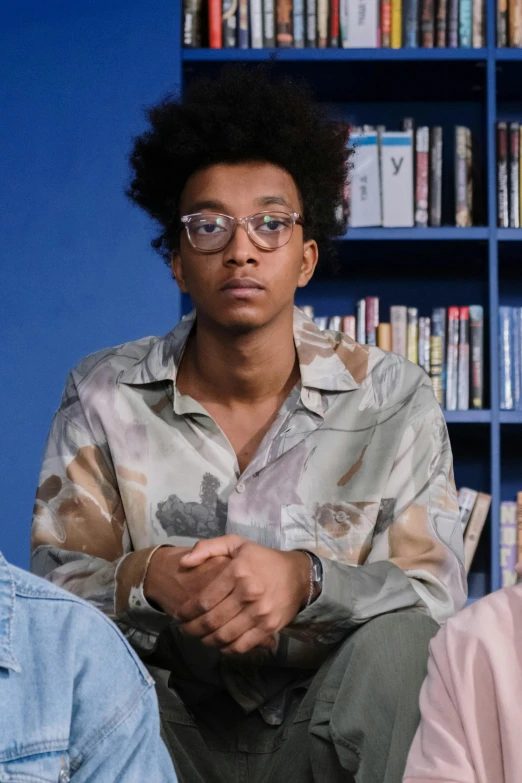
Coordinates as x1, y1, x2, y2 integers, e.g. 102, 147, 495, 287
222, 222, 259, 267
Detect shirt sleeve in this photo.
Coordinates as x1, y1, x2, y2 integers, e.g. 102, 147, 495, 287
286, 389, 467, 645
30, 374, 170, 654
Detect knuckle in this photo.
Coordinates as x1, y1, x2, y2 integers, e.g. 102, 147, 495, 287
201, 615, 218, 634
196, 597, 211, 614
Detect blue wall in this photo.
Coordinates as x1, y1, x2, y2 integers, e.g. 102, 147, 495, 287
0, 1, 181, 567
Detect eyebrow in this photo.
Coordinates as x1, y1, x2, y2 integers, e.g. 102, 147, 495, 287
184, 195, 293, 214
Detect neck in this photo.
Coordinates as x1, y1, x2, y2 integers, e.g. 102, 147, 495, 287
180, 308, 299, 404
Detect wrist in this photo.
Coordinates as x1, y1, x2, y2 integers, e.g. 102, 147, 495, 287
143, 545, 172, 606
288, 550, 315, 610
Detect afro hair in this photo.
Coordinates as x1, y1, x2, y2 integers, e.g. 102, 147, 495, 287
127, 64, 350, 265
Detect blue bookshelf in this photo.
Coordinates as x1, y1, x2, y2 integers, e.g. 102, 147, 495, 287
174, 1, 522, 600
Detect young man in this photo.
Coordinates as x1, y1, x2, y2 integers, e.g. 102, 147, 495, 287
0, 550, 176, 781
31, 66, 466, 783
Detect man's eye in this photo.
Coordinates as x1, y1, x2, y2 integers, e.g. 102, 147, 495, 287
257, 219, 285, 232
194, 222, 225, 235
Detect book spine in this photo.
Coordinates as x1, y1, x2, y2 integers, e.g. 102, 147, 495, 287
510, 0, 522, 46
391, 306, 407, 357
407, 307, 419, 364
330, 0, 340, 44
520, 127, 522, 227
415, 127, 430, 227
472, 0, 483, 46
423, 316, 431, 373
457, 306, 470, 410
250, 0, 264, 46
238, 0, 250, 46
276, 0, 293, 44
420, 0, 434, 46
499, 306, 514, 410
342, 315, 356, 339
223, 0, 238, 46
318, 0, 329, 45
500, 502, 518, 587
430, 308, 446, 406
328, 316, 342, 331
498, 122, 509, 228
293, 0, 305, 44
430, 127, 443, 228
418, 317, 428, 373
466, 127, 473, 225
448, 0, 459, 45
306, 0, 317, 44
446, 306, 460, 411
455, 126, 473, 228
263, 0, 276, 44
391, 0, 402, 47
357, 299, 366, 344
458, 487, 478, 532
459, 0, 472, 46
183, 0, 203, 46
463, 492, 491, 573
513, 307, 522, 410
498, 0, 508, 45
209, 0, 224, 46
365, 297, 379, 347
518, 492, 522, 576
381, 0, 392, 45
436, 0, 448, 45
377, 323, 392, 351
469, 305, 484, 410
314, 316, 328, 330
510, 123, 520, 228
404, 0, 420, 45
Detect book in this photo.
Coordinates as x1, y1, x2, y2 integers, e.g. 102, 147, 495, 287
391, 0, 402, 47
183, 0, 203, 46
455, 127, 473, 228
404, 0, 420, 46
500, 501, 518, 588
381, 132, 414, 227
328, 315, 342, 331
238, 0, 250, 46
209, 0, 223, 46
458, 486, 478, 532
415, 127, 430, 227
421, 0, 435, 46
472, 0, 483, 46
407, 307, 419, 364
509, 123, 520, 228
294, 0, 304, 46
381, 0, 392, 45
517, 492, 522, 575
498, 0, 508, 45
469, 305, 484, 410
348, 132, 382, 227
366, 296, 379, 347
418, 316, 431, 374
463, 492, 491, 573
458, 306, 470, 410
377, 323, 392, 351
446, 306, 460, 411
448, 0, 459, 45
318, 0, 329, 45
459, 0, 472, 46
513, 308, 522, 410
509, 0, 522, 46
357, 299, 366, 344
263, 0, 276, 45
436, 0, 448, 44
342, 315, 356, 339
430, 127, 443, 227
223, 0, 238, 45
430, 307, 446, 406
497, 122, 509, 228
276, 0, 293, 45
306, 0, 317, 44
391, 306, 407, 357
330, 0, 340, 45
500, 306, 514, 410
345, 0, 379, 46
314, 316, 328, 329
250, 0, 264, 46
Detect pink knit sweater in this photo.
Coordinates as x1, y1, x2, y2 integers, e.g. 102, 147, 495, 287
404, 582, 522, 783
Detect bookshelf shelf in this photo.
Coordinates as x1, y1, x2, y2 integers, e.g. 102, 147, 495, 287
444, 410, 492, 423
341, 227, 489, 241
497, 228, 522, 240
495, 49, 522, 61
183, 48, 488, 62
499, 411, 522, 423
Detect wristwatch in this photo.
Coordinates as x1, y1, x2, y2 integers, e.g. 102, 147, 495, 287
303, 551, 323, 606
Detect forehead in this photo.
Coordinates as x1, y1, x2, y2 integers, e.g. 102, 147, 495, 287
180, 161, 301, 214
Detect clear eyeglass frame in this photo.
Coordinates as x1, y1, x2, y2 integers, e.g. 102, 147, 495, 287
180, 211, 304, 253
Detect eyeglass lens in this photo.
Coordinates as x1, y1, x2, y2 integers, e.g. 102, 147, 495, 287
185, 213, 295, 251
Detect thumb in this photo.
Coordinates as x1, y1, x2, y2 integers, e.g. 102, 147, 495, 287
180, 534, 243, 567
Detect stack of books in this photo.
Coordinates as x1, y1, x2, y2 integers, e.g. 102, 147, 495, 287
183, 0, 486, 48
301, 300, 484, 410
499, 307, 522, 410
500, 496, 522, 587
458, 487, 492, 574
497, 122, 522, 229
346, 122, 473, 228
497, 0, 522, 46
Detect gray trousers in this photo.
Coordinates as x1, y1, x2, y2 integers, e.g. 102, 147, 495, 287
150, 612, 438, 783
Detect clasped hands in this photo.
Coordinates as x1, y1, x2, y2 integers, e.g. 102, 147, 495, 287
145, 535, 311, 655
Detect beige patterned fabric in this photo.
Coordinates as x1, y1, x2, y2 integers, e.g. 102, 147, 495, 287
31, 307, 466, 707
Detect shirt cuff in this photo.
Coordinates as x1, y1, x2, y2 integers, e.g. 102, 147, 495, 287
115, 545, 172, 636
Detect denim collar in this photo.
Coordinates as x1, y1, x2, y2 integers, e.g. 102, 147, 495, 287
0, 553, 21, 672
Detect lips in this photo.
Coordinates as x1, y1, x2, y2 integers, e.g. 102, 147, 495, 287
220, 278, 265, 291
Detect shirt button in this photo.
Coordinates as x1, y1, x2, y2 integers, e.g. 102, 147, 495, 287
335, 511, 348, 523
236, 481, 246, 494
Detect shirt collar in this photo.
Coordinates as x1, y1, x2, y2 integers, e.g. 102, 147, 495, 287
120, 307, 367, 395
0, 553, 21, 672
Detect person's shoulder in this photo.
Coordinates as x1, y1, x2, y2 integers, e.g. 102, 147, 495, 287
67, 334, 161, 388
12, 565, 153, 687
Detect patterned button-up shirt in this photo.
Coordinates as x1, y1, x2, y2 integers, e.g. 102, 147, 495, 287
31, 308, 467, 716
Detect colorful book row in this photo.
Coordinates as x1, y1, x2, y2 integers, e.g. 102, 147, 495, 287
499, 306, 522, 410
497, 122, 522, 228
458, 486, 492, 573
497, 0, 522, 46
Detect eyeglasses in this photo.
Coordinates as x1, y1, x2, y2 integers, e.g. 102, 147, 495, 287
180, 211, 304, 253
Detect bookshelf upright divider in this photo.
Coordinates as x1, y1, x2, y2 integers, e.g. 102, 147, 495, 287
174, 0, 522, 600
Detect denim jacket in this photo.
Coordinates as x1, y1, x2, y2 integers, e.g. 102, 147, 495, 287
0, 552, 176, 782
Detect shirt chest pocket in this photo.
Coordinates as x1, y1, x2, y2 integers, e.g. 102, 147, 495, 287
0, 748, 70, 783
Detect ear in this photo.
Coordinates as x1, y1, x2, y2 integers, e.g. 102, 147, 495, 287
297, 239, 319, 289
170, 251, 188, 293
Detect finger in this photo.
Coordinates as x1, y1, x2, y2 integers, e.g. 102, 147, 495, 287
176, 562, 237, 622
180, 593, 244, 638
222, 626, 278, 656
180, 535, 244, 567
200, 607, 258, 648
